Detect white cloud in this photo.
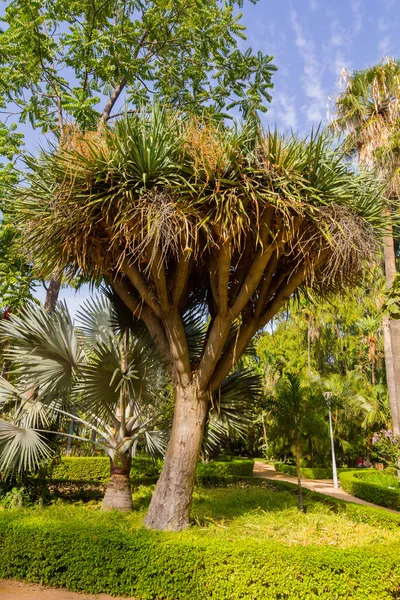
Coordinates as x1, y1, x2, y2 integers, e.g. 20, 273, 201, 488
274, 92, 298, 130
379, 35, 392, 56
351, 0, 362, 34
310, 0, 318, 10
290, 8, 326, 123
381, 0, 395, 8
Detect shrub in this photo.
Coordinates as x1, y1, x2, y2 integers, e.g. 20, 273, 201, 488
340, 470, 400, 510
0, 504, 400, 599
49, 457, 254, 483
197, 459, 254, 478
274, 462, 356, 480
49, 456, 163, 482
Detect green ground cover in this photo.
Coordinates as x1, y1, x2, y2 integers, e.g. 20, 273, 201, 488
1, 482, 400, 599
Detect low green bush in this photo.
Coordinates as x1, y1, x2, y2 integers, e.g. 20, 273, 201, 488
340, 470, 400, 510
49, 455, 163, 482
0, 502, 400, 599
49, 456, 254, 483
197, 459, 254, 478
274, 462, 357, 480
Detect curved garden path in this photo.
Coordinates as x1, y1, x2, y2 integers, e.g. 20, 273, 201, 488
253, 461, 399, 513
0, 579, 136, 600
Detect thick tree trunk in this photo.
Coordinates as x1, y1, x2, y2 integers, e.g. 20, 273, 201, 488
144, 383, 209, 531
44, 274, 62, 313
101, 453, 133, 512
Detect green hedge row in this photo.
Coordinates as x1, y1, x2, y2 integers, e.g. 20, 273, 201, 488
49, 456, 254, 482
0, 505, 399, 599
49, 455, 163, 481
274, 462, 356, 480
339, 470, 400, 511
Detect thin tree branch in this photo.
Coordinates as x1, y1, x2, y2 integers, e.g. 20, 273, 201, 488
100, 30, 149, 123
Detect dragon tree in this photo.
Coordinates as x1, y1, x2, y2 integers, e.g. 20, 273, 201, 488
10, 107, 387, 530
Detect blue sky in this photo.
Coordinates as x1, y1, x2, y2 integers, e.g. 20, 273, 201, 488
241, 0, 400, 134
33, 0, 400, 313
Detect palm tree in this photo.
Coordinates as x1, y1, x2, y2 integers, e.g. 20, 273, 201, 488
0, 297, 167, 511
332, 59, 400, 434
0, 294, 261, 510
269, 373, 320, 511
10, 106, 388, 530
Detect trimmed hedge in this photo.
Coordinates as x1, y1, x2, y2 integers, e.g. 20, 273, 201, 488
274, 462, 356, 480
50, 455, 163, 482
339, 470, 400, 511
0, 505, 400, 599
49, 456, 254, 483
197, 459, 254, 478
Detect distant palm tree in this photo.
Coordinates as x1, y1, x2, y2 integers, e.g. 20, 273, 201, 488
269, 373, 312, 511
333, 59, 400, 433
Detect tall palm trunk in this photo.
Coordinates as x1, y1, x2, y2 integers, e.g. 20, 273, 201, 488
101, 452, 133, 512
382, 217, 400, 434
144, 383, 209, 531
360, 146, 400, 434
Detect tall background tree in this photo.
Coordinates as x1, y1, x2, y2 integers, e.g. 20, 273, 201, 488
11, 108, 388, 530
332, 59, 400, 433
0, 0, 276, 309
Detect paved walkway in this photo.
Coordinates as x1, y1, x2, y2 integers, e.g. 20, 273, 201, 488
0, 579, 135, 600
253, 461, 399, 513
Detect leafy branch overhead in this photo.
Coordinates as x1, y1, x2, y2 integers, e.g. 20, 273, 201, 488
0, 0, 276, 132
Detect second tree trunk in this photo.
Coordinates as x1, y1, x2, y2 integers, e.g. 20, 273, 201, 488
101, 453, 133, 512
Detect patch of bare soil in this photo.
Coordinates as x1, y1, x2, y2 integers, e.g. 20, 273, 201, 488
0, 579, 135, 599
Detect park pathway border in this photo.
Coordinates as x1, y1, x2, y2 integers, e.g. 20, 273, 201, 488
253, 461, 399, 513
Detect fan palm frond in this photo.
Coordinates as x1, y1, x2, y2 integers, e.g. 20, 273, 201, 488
0, 419, 52, 475
0, 302, 84, 403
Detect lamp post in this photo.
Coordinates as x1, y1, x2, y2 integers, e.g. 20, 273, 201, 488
324, 392, 339, 489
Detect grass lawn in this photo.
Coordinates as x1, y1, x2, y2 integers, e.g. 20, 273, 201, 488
1, 481, 399, 599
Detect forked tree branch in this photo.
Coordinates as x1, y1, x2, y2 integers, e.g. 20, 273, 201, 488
121, 258, 162, 318
211, 262, 309, 391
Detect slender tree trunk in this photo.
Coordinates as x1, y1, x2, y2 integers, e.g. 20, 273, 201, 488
101, 453, 133, 512
65, 416, 74, 455
144, 383, 209, 531
295, 444, 303, 511
44, 274, 61, 313
382, 220, 400, 434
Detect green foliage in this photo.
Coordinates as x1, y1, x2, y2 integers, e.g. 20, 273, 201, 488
274, 462, 359, 480
50, 456, 163, 482
197, 459, 254, 478
340, 470, 400, 510
257, 282, 385, 382
48, 456, 254, 482
383, 273, 400, 319
0, 0, 276, 130
1, 490, 400, 599
0, 218, 36, 310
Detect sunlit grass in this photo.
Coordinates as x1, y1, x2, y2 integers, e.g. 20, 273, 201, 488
4, 482, 396, 550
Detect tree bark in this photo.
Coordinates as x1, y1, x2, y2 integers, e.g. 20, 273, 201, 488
382, 220, 400, 434
295, 444, 303, 512
44, 274, 61, 313
144, 383, 209, 531
101, 453, 133, 512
